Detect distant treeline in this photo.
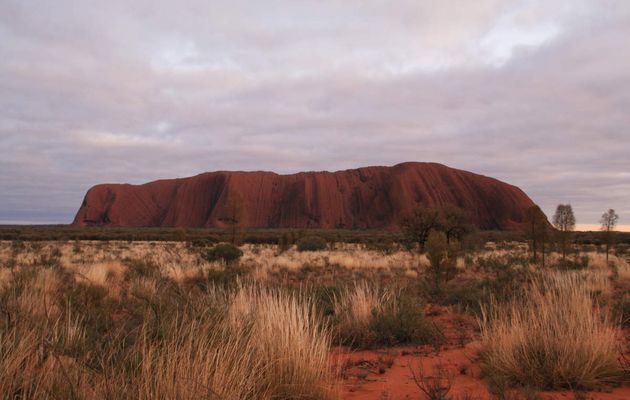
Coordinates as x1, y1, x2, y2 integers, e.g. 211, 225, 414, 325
0, 225, 628, 245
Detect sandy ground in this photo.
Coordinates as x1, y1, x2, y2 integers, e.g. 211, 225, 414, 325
333, 307, 630, 400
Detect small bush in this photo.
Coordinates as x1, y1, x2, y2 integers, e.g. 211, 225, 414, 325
188, 238, 218, 248
278, 232, 292, 253
365, 239, 398, 254
206, 265, 249, 288
614, 295, 630, 328
425, 231, 458, 287
615, 244, 629, 257
203, 243, 243, 264
369, 294, 444, 348
434, 278, 487, 314
297, 236, 327, 252
333, 284, 443, 348
556, 255, 589, 270
124, 258, 161, 279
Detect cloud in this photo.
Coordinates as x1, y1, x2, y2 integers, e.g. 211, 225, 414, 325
0, 0, 629, 226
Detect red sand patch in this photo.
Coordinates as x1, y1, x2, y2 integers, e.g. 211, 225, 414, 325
336, 342, 488, 399
334, 343, 630, 400
333, 307, 630, 399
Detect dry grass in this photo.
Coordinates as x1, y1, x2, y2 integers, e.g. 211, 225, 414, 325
131, 286, 335, 400
333, 282, 391, 341
1, 240, 628, 397
0, 241, 430, 284
479, 271, 623, 390
615, 257, 630, 281
0, 255, 336, 399
239, 243, 429, 280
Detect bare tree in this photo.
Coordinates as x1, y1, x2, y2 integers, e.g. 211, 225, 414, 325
600, 209, 619, 265
525, 205, 549, 266
552, 204, 576, 262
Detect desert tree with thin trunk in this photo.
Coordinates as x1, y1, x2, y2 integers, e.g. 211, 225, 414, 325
524, 205, 549, 266
221, 191, 245, 245
552, 204, 576, 262
600, 209, 619, 265
441, 204, 472, 245
400, 205, 442, 251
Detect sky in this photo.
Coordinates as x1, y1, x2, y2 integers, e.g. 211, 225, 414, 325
1, 0, 629, 229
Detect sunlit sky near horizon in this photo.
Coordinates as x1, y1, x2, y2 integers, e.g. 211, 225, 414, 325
1, 0, 629, 228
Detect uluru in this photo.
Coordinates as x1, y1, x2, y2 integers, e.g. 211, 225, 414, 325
72, 162, 536, 230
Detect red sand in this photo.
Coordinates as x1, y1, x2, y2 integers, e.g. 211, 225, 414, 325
333, 308, 630, 400
72, 162, 535, 230
335, 345, 630, 400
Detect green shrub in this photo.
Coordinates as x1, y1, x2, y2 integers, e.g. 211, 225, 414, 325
278, 232, 292, 253
615, 244, 629, 257
614, 295, 630, 328
188, 238, 218, 248
365, 239, 398, 254
434, 278, 487, 314
124, 258, 161, 279
203, 243, 243, 264
369, 294, 444, 348
36, 253, 61, 268
556, 255, 589, 270
206, 265, 249, 288
333, 284, 443, 349
425, 231, 457, 287
297, 236, 327, 252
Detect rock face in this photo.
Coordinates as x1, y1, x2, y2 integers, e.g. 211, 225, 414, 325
72, 162, 535, 230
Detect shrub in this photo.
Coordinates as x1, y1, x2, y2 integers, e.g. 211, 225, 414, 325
434, 278, 487, 314
333, 282, 387, 346
365, 239, 398, 254
615, 243, 629, 257
425, 231, 457, 287
203, 243, 243, 264
479, 273, 622, 391
206, 265, 249, 288
278, 232, 291, 253
297, 236, 327, 252
333, 283, 443, 348
614, 294, 630, 328
124, 258, 161, 279
188, 238, 218, 248
555, 255, 589, 270
369, 294, 443, 348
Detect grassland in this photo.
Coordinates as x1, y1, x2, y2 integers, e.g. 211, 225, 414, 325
0, 236, 629, 399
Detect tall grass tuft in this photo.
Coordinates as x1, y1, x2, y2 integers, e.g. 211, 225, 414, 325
479, 271, 623, 390
333, 282, 390, 345
333, 282, 442, 348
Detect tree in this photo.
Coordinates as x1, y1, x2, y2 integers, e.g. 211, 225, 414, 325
552, 204, 576, 262
441, 205, 473, 244
524, 205, 549, 266
400, 206, 442, 251
600, 209, 619, 265
221, 192, 244, 245
425, 231, 458, 287
203, 243, 243, 264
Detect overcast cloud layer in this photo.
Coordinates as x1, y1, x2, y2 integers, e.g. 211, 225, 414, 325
1, 0, 629, 227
